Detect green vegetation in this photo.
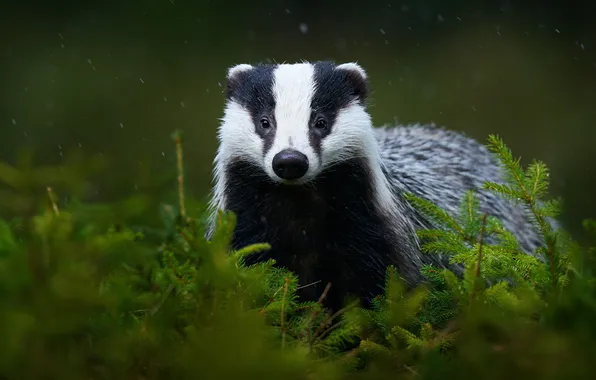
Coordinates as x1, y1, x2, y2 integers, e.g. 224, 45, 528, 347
0, 132, 594, 380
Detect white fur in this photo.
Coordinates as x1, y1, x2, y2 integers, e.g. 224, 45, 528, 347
208, 61, 406, 237
322, 102, 398, 216
209, 97, 260, 221
227, 64, 253, 79
264, 63, 320, 183
336, 62, 367, 79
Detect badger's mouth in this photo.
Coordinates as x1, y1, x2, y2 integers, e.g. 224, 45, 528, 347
270, 172, 318, 186
277, 177, 313, 186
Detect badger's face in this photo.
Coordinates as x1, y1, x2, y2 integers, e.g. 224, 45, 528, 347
217, 61, 371, 185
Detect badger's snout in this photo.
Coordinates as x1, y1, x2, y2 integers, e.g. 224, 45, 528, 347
272, 149, 309, 180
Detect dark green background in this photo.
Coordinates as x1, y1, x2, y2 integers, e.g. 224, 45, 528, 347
1, 0, 595, 237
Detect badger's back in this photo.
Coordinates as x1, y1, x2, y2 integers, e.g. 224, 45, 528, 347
375, 123, 545, 254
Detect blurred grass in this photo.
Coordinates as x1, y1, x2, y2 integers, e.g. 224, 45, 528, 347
0, 139, 594, 379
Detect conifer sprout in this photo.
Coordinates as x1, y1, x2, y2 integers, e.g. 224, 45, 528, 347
206, 60, 559, 312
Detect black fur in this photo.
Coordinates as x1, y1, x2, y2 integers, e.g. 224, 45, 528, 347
226, 61, 369, 159
308, 61, 369, 156
226, 64, 277, 154
224, 156, 411, 312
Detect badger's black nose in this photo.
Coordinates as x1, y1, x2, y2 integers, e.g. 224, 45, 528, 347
272, 149, 309, 180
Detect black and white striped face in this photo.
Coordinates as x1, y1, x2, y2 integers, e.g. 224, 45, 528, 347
217, 61, 371, 184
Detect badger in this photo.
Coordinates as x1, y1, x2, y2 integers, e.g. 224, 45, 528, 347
207, 60, 548, 312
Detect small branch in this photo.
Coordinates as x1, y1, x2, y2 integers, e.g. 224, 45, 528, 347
470, 212, 488, 304
404, 364, 420, 378
315, 319, 345, 342
149, 283, 175, 316
172, 130, 187, 221
305, 282, 332, 343
546, 235, 557, 290
317, 282, 332, 304
475, 212, 489, 279
312, 300, 359, 345
527, 202, 557, 289
296, 279, 322, 290
46, 186, 59, 216
259, 284, 286, 314
281, 277, 290, 349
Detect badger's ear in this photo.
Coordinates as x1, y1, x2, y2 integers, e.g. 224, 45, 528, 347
225, 63, 253, 100
227, 63, 253, 79
335, 62, 369, 102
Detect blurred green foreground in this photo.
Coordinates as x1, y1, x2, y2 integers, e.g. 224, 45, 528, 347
0, 133, 595, 380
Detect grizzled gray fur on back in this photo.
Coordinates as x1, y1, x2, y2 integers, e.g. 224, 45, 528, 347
207, 60, 547, 312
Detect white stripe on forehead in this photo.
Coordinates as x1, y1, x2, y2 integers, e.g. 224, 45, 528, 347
271, 63, 316, 149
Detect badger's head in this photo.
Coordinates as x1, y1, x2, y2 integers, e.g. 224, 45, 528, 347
207, 60, 403, 240
215, 61, 374, 185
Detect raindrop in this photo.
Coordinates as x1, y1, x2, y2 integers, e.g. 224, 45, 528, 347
139, 78, 145, 84
379, 28, 386, 35
285, 8, 291, 14
555, 29, 560, 34
120, 122, 124, 128
163, 96, 168, 102
11, 118, 16, 125
162, 152, 165, 157
87, 58, 96, 71
180, 101, 186, 108
299, 23, 308, 34
437, 14, 444, 22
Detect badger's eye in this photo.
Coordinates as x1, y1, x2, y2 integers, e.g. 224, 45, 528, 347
260, 117, 271, 129
314, 118, 327, 129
